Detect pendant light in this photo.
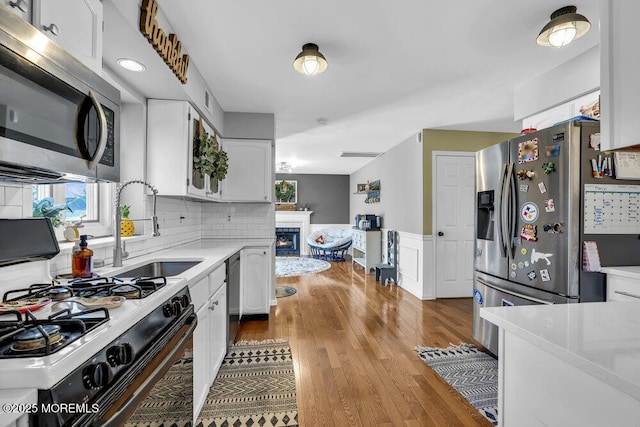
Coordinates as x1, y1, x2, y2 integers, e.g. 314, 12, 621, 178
536, 6, 591, 47
293, 43, 328, 75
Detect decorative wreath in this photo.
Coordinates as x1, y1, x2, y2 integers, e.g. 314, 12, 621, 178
193, 131, 228, 181
275, 180, 295, 202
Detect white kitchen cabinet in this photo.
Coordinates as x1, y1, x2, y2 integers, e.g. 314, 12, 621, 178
351, 230, 381, 273
220, 139, 273, 202
601, 267, 640, 302
3, 0, 31, 21
192, 302, 209, 424
33, 0, 103, 74
600, 0, 640, 151
241, 246, 273, 315
208, 281, 227, 385
147, 100, 216, 200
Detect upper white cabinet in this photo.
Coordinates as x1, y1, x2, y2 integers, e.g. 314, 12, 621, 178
600, 0, 640, 151
3, 0, 31, 20
147, 100, 220, 200
33, 0, 103, 74
220, 139, 273, 202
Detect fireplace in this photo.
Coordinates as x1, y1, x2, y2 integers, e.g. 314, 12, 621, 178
276, 227, 300, 255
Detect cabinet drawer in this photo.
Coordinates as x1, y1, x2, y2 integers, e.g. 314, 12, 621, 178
607, 276, 640, 302
208, 264, 226, 296
190, 277, 209, 311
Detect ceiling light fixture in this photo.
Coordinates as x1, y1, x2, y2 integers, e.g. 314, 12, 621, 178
116, 58, 146, 72
277, 162, 292, 173
293, 43, 328, 76
536, 5, 590, 47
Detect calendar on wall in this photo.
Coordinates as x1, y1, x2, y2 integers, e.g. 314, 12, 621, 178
584, 184, 640, 234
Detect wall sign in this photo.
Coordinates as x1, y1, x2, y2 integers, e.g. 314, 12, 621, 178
140, 0, 190, 84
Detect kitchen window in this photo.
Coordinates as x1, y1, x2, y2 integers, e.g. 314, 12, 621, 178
30, 182, 114, 239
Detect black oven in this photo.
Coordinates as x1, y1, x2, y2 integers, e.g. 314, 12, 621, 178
33, 287, 196, 427
0, 8, 120, 183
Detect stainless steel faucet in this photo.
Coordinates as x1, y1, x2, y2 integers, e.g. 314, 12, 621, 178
113, 179, 160, 267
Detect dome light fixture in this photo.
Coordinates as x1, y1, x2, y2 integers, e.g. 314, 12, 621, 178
277, 162, 292, 173
536, 5, 591, 47
293, 43, 328, 76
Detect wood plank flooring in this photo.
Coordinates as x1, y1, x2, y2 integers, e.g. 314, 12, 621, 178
237, 259, 493, 427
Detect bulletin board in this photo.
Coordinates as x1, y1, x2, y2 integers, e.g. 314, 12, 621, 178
584, 184, 640, 234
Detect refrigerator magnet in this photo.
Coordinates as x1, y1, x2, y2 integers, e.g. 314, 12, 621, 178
531, 249, 553, 266
552, 132, 565, 142
540, 269, 551, 282
510, 271, 517, 278
518, 262, 524, 269
516, 170, 535, 180
511, 263, 518, 270
518, 138, 539, 164
520, 248, 527, 255
520, 224, 538, 241
542, 162, 556, 174
538, 182, 547, 193
544, 198, 555, 212
527, 271, 537, 280
589, 133, 600, 150
545, 144, 561, 157
519, 184, 529, 192
524, 261, 530, 267
543, 222, 563, 233
520, 202, 539, 223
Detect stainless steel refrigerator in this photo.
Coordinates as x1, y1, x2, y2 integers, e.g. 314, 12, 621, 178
473, 120, 640, 356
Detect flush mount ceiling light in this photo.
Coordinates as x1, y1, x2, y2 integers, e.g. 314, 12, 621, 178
277, 162, 292, 173
116, 58, 146, 72
536, 5, 591, 47
293, 43, 328, 76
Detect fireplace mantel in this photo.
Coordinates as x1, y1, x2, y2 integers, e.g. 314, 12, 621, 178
276, 211, 312, 255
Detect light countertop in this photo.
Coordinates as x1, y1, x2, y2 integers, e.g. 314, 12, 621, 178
601, 266, 640, 281
480, 301, 640, 400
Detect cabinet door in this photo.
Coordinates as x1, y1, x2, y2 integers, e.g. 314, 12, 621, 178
187, 107, 209, 199
193, 303, 209, 422
3, 0, 31, 21
241, 248, 270, 315
600, 0, 640, 151
208, 283, 227, 385
220, 139, 272, 202
34, 0, 103, 74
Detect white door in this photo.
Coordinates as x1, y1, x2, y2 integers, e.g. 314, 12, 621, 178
435, 152, 475, 298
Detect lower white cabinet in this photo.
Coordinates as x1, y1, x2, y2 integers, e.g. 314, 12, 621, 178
192, 301, 209, 424
606, 274, 640, 302
241, 246, 273, 315
208, 282, 227, 385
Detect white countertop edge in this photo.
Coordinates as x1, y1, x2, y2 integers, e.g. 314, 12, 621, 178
480, 306, 640, 401
600, 266, 640, 281
0, 388, 36, 425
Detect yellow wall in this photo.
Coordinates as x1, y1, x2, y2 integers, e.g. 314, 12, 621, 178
422, 129, 518, 235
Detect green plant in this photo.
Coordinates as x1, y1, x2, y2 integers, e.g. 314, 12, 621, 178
120, 204, 130, 218
193, 132, 229, 181
33, 197, 72, 228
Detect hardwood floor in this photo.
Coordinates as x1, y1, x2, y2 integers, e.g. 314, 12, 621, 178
237, 259, 493, 427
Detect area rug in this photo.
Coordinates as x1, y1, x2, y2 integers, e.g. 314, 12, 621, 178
197, 339, 298, 426
416, 343, 498, 426
276, 285, 297, 298
275, 256, 330, 277
125, 340, 298, 427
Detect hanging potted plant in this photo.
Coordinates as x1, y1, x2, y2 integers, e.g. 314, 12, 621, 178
194, 131, 228, 193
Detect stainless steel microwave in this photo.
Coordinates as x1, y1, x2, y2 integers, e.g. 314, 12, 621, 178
0, 7, 120, 183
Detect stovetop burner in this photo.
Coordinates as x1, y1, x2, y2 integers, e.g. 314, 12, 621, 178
0, 308, 109, 358
68, 276, 167, 299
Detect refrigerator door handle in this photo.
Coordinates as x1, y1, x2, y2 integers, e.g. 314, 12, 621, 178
501, 163, 514, 258
508, 162, 517, 258
476, 278, 554, 305
497, 163, 508, 257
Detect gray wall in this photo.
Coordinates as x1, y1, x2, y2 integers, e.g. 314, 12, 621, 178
275, 174, 350, 224
350, 133, 423, 234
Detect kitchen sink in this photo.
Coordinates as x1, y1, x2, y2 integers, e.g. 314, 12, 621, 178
116, 261, 201, 278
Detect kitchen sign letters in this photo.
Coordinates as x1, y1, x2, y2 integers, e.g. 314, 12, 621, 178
140, 0, 190, 84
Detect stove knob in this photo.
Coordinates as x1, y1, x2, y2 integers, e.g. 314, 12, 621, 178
162, 302, 174, 317
180, 294, 190, 308
172, 299, 182, 317
107, 343, 135, 367
83, 362, 112, 389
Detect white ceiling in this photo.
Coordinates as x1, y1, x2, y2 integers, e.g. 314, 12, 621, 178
104, 0, 600, 175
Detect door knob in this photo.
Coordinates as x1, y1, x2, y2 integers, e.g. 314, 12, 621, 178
437, 231, 444, 236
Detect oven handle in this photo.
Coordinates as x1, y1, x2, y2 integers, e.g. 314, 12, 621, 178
98, 312, 197, 426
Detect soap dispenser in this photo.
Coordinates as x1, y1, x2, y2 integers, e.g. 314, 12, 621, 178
72, 235, 93, 278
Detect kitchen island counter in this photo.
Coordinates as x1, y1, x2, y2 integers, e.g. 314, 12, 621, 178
481, 302, 640, 426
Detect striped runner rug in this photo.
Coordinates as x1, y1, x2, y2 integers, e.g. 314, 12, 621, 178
416, 343, 499, 426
